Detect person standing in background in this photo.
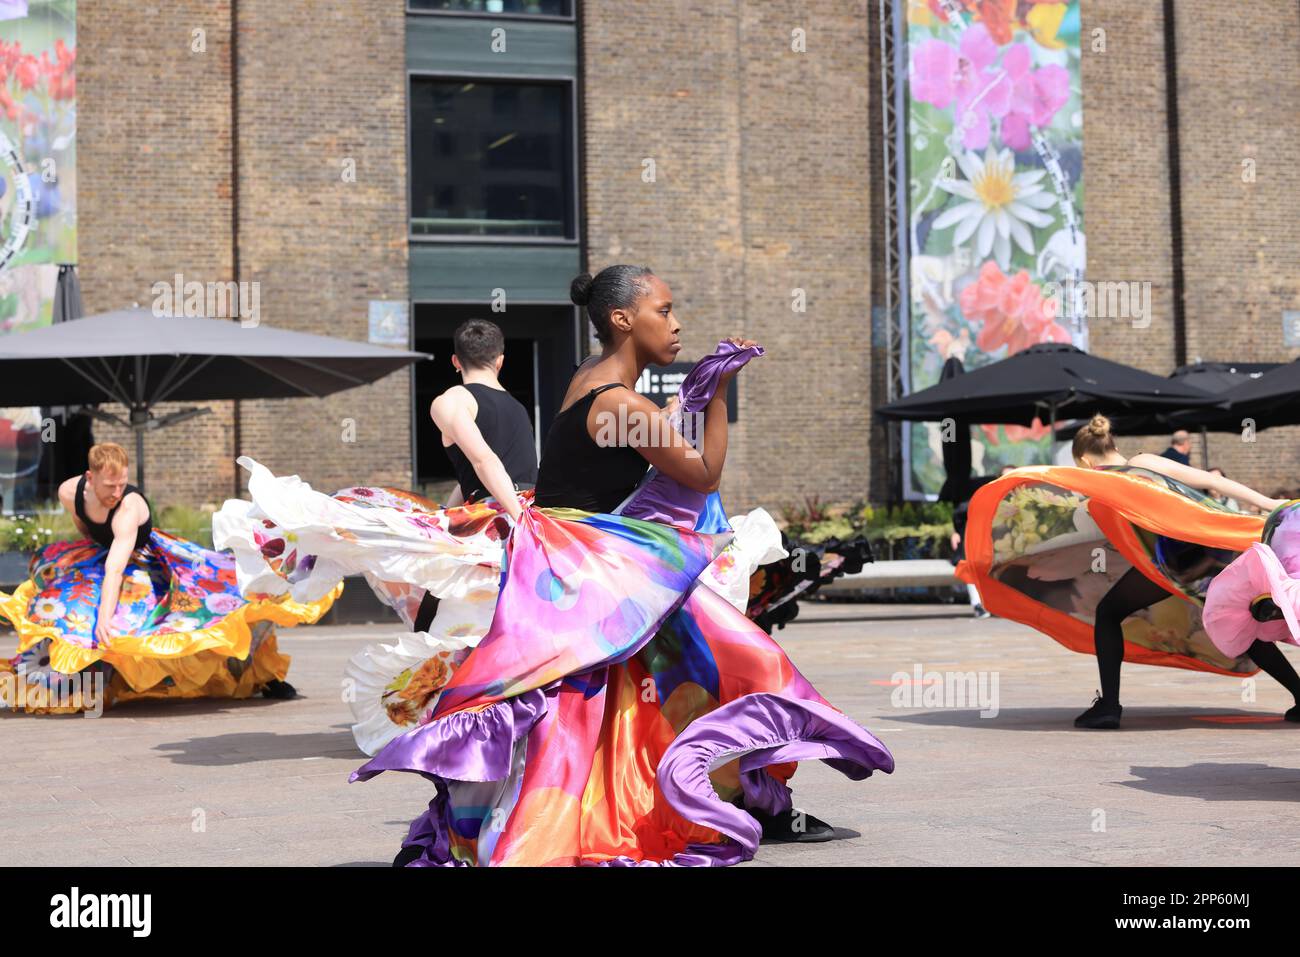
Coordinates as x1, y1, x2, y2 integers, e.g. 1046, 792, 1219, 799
1160, 429, 1192, 466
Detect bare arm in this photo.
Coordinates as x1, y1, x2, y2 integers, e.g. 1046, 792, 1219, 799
94, 496, 147, 645
431, 390, 524, 521
591, 380, 733, 495
1129, 452, 1286, 513
442, 484, 466, 508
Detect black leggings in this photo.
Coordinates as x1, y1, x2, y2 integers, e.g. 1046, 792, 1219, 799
1094, 566, 1300, 704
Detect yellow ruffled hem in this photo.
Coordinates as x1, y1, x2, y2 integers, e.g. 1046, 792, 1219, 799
0, 630, 293, 713
0, 581, 341, 693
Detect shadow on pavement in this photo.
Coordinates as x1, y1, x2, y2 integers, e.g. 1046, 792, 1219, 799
881, 706, 1300, 733
759, 826, 862, 845
1118, 763, 1300, 802
101, 695, 294, 718
153, 729, 363, 765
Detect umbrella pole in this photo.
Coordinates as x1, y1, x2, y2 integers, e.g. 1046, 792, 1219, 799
1048, 403, 1057, 465
1201, 425, 1209, 470
133, 355, 146, 493
135, 424, 145, 492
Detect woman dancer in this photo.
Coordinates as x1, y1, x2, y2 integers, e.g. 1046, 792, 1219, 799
218, 265, 894, 866
1068, 416, 1300, 728
957, 416, 1299, 732
0, 443, 335, 713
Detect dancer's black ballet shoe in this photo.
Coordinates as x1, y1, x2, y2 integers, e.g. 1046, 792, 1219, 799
261, 678, 298, 700
752, 807, 836, 843
1074, 693, 1122, 729
392, 844, 424, 867
1285, 703, 1300, 723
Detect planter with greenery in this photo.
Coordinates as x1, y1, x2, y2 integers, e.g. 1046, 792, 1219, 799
778, 496, 957, 563
0, 504, 218, 557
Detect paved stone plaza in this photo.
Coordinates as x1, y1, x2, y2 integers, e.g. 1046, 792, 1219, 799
4, 602, 1299, 867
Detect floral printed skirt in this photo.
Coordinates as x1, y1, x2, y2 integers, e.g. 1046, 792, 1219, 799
0, 529, 338, 713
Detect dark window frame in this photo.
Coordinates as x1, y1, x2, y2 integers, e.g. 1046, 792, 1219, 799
407, 71, 581, 246
405, 0, 576, 25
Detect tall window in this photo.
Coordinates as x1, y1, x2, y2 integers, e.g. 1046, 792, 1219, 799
409, 0, 572, 15
410, 78, 575, 239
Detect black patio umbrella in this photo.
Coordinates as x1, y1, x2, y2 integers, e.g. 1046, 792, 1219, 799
876, 343, 1222, 431
1214, 359, 1300, 432
0, 307, 428, 489
1053, 361, 1281, 467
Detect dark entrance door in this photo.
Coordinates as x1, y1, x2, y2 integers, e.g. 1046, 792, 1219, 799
413, 303, 577, 489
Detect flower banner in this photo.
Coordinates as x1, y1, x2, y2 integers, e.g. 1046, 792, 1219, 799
900, 0, 1084, 497
0, 0, 76, 335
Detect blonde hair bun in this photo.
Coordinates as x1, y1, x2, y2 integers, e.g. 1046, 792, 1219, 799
1085, 414, 1111, 437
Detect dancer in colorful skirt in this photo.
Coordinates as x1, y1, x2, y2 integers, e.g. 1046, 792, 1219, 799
217, 265, 894, 865
957, 414, 1300, 731
218, 333, 838, 755
0, 442, 337, 714
1203, 501, 1300, 665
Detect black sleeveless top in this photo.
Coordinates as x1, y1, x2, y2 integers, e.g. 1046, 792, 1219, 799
443, 383, 538, 502
75, 475, 152, 551
534, 383, 650, 513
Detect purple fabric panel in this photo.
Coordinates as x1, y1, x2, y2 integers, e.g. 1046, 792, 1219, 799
655, 692, 895, 863
350, 688, 547, 784
619, 340, 764, 526
398, 789, 468, 867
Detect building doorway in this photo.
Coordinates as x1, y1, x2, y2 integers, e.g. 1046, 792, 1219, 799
413, 302, 578, 494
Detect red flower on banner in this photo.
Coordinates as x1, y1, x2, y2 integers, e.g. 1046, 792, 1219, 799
959, 260, 1068, 355
981, 419, 1050, 446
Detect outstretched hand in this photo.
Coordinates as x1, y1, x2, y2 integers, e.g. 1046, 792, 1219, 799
717, 336, 759, 390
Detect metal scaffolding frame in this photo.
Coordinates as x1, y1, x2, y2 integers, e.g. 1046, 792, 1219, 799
877, 0, 908, 501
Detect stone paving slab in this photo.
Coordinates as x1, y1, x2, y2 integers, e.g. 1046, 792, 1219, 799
3, 601, 1299, 867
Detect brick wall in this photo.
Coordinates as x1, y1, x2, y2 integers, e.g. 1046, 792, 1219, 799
77, 2, 237, 506
1171, 2, 1300, 493
75, 1, 410, 509
233, 0, 411, 496
582, 0, 874, 514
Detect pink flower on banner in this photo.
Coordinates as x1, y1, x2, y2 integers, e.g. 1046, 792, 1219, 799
913, 24, 1071, 152
911, 39, 959, 109
950, 25, 1012, 150
913, 24, 1010, 149
1000, 44, 1070, 149
909, 24, 998, 120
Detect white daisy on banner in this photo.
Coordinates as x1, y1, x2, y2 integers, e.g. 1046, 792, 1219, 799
933, 146, 1056, 270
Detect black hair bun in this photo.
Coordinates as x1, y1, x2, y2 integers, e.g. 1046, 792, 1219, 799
570, 272, 594, 307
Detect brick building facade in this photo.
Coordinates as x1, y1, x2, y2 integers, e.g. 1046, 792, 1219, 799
67, 1, 1300, 514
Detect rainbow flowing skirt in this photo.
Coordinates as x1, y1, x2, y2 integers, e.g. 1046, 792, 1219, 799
217, 458, 894, 866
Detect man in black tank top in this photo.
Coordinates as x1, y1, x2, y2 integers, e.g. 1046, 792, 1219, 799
421, 320, 538, 631
430, 319, 537, 518
57, 443, 153, 648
